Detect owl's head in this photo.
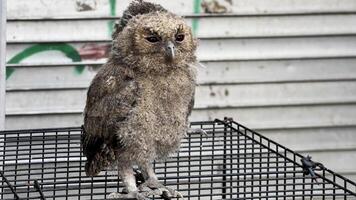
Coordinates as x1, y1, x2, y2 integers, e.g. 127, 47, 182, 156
112, 11, 198, 74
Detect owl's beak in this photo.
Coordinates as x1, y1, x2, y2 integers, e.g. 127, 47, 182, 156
165, 41, 175, 62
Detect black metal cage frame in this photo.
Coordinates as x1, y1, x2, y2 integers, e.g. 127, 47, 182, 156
1, 118, 356, 200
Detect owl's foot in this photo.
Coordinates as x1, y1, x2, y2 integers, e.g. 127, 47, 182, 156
187, 128, 208, 137
107, 190, 154, 200
138, 178, 184, 200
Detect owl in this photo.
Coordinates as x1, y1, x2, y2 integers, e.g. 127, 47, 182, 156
81, 0, 198, 199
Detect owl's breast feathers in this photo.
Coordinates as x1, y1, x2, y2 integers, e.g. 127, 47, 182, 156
131, 65, 196, 158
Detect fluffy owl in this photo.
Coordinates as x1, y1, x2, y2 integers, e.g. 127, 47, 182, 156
82, 0, 198, 199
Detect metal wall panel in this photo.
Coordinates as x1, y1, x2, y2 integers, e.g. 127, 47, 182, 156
6, 81, 356, 114
6, 104, 356, 130
0, 0, 6, 130
261, 127, 356, 151
6, 58, 356, 90
7, 0, 356, 18
6, 36, 356, 62
8, 15, 356, 42
5, 0, 356, 181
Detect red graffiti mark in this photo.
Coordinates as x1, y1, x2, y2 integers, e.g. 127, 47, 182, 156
201, 0, 230, 14
76, 0, 97, 11
79, 43, 110, 60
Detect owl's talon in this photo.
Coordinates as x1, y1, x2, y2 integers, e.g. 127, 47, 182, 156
176, 191, 184, 199
138, 185, 163, 196
152, 188, 163, 196
161, 189, 184, 200
139, 178, 183, 200
187, 128, 208, 137
107, 191, 151, 200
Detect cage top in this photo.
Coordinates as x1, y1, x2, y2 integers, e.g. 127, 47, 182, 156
1, 118, 356, 200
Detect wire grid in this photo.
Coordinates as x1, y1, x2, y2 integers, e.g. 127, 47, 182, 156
1, 119, 356, 200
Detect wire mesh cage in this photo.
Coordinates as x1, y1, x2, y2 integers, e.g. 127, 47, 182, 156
1, 118, 356, 200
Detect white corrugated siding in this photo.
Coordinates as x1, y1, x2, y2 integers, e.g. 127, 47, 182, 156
5, 0, 356, 181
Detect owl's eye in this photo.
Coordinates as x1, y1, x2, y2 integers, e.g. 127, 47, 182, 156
176, 34, 185, 42
146, 36, 160, 43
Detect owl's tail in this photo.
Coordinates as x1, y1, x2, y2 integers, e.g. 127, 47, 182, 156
81, 129, 117, 177
112, 0, 168, 38
84, 144, 116, 177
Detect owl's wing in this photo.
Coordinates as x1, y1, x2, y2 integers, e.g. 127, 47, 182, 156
82, 73, 138, 176
187, 92, 195, 118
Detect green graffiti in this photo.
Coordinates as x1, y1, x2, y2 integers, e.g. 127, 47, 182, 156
6, 43, 83, 79
192, 0, 201, 35
108, 0, 117, 35
6, 68, 15, 80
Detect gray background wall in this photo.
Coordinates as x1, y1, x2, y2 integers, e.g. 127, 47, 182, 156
4, 0, 356, 182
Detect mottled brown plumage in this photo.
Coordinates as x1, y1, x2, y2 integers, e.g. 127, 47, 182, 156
82, 0, 198, 199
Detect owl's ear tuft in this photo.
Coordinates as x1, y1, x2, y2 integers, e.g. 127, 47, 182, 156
116, 0, 168, 35
111, 21, 120, 39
